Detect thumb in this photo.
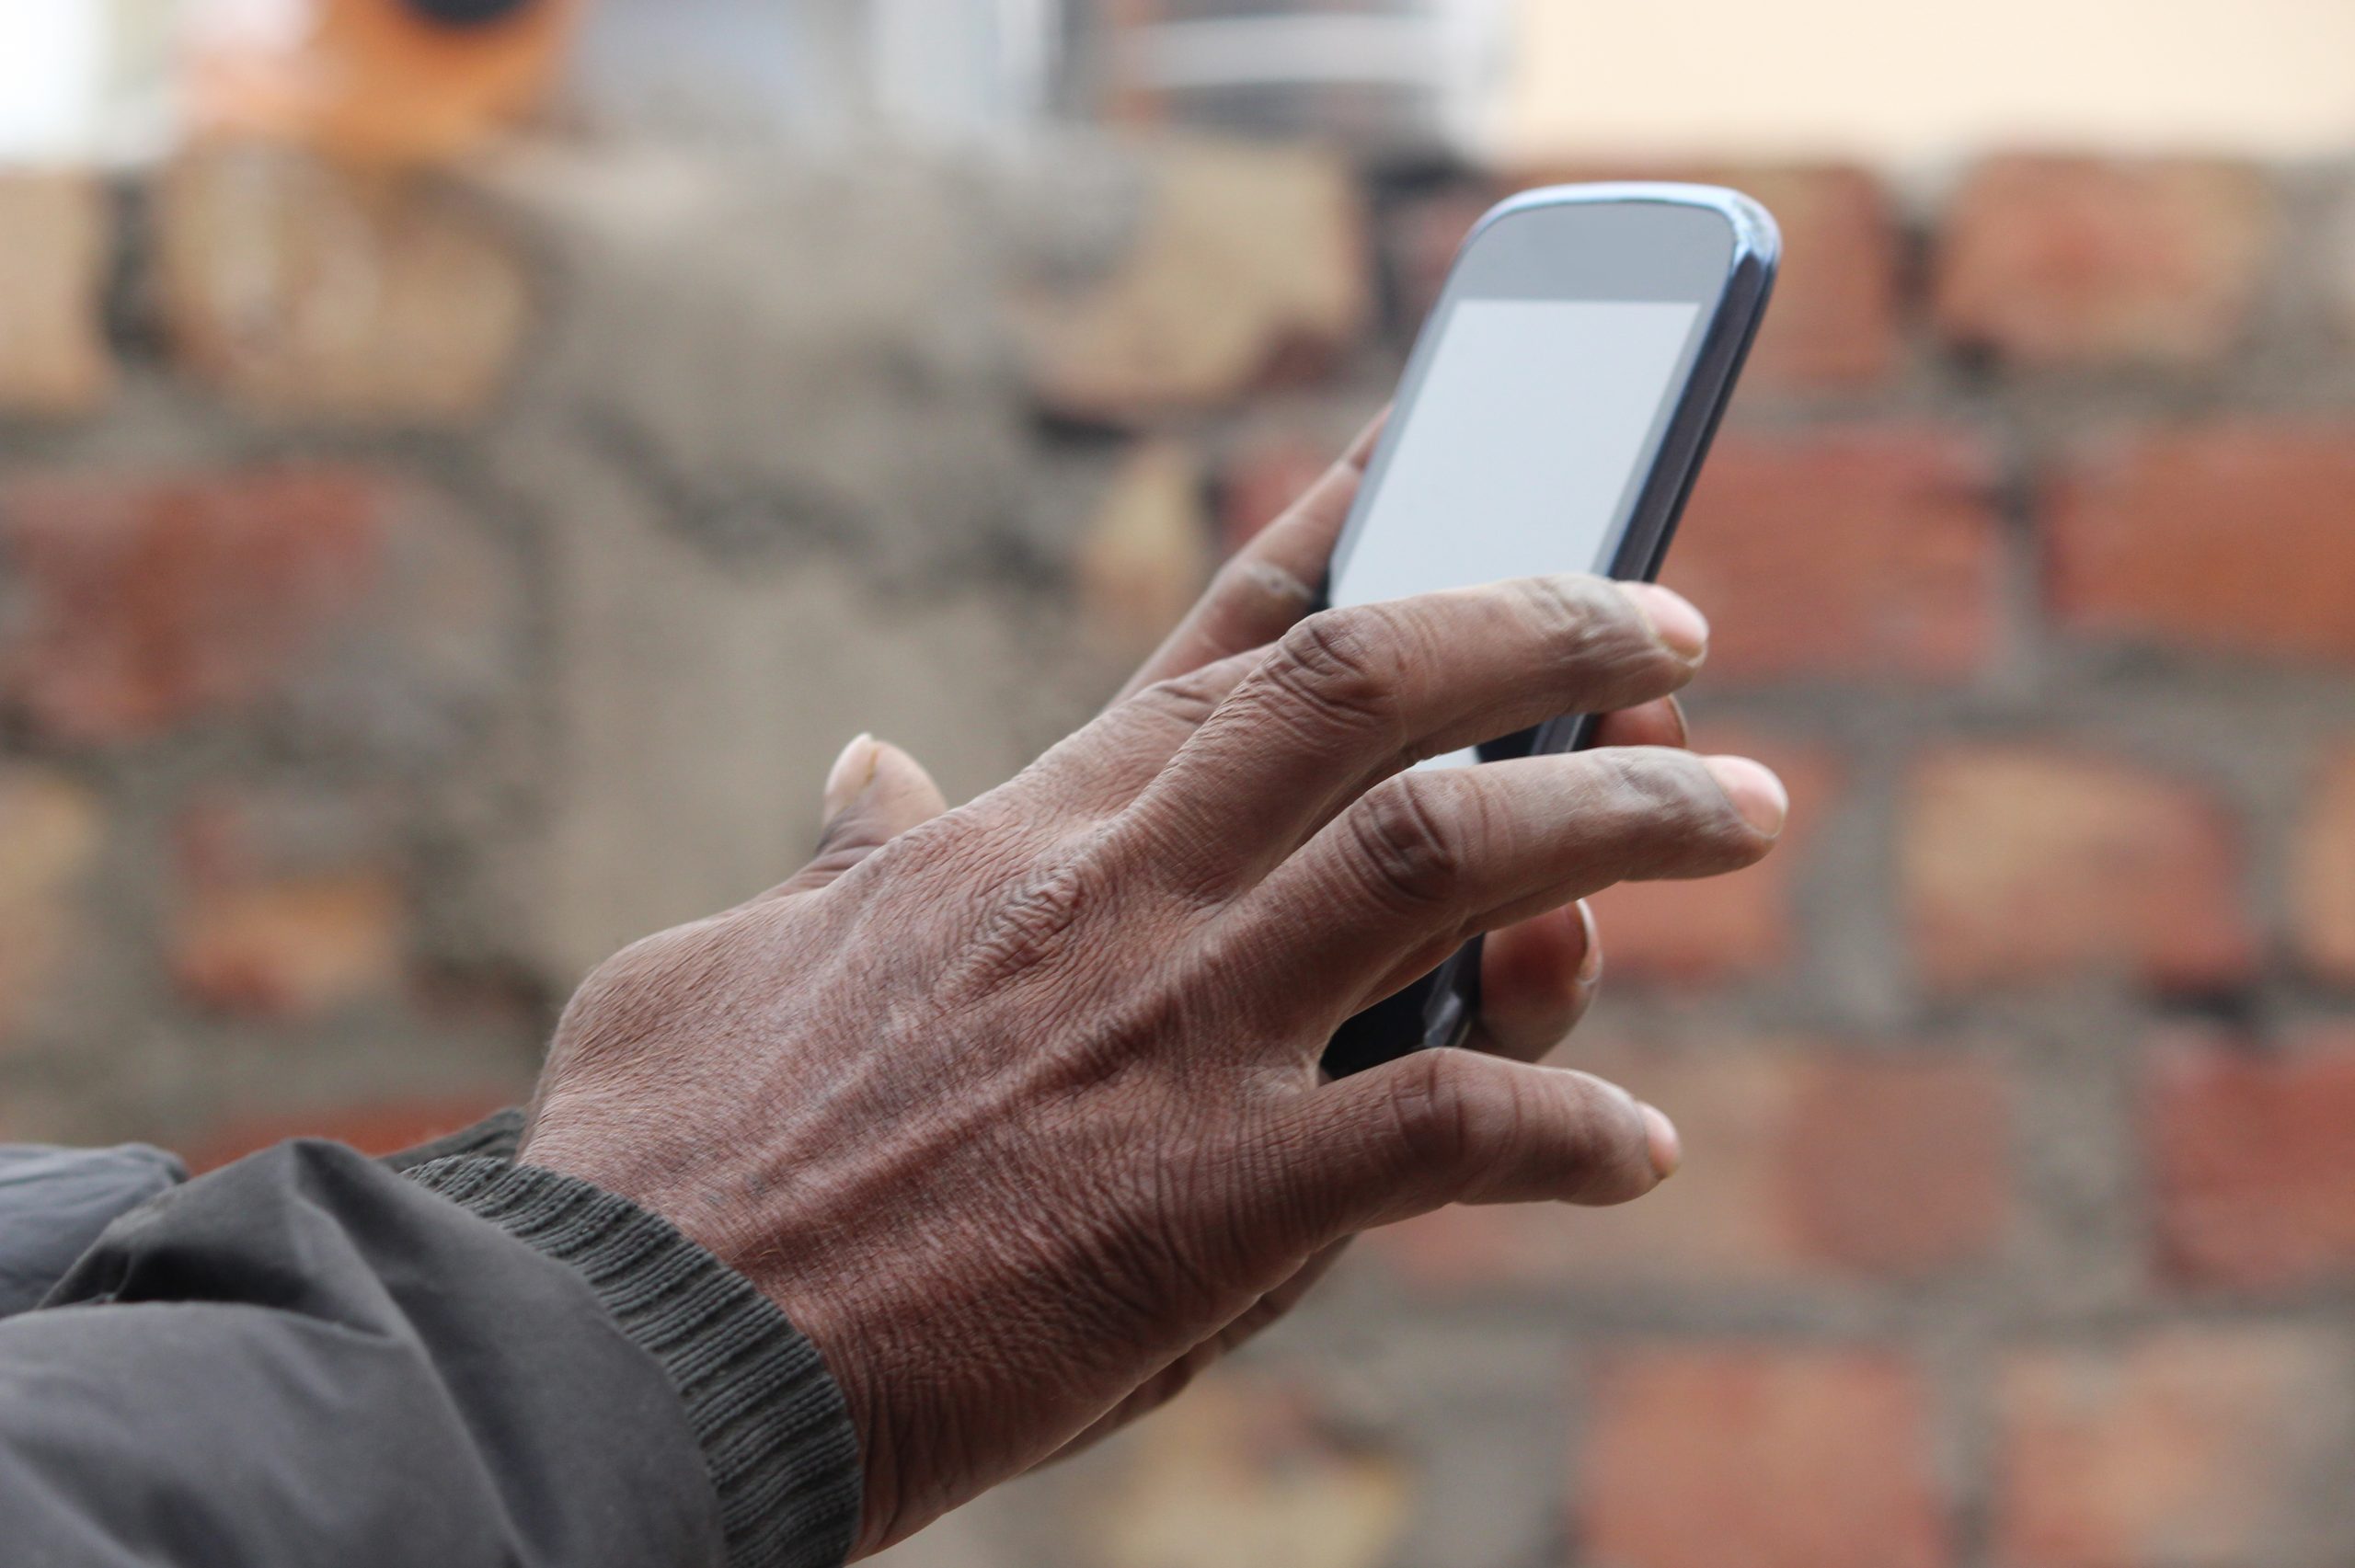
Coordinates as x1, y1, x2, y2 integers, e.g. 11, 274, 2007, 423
1273, 1050, 1679, 1240
781, 733, 950, 895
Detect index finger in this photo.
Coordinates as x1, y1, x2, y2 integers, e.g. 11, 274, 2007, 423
1113, 413, 1384, 704
1121, 574, 1706, 898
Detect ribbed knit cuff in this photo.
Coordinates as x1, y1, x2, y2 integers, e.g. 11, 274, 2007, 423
407, 1156, 861, 1568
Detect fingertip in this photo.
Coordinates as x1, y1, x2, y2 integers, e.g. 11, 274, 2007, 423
818, 737, 950, 859
1590, 695, 1689, 752
1574, 898, 1603, 986
1486, 902, 1588, 993
863, 740, 950, 824
1638, 1102, 1682, 1180
1513, 1064, 1670, 1207
1475, 905, 1597, 1061
821, 732, 879, 820
1618, 583, 1710, 664
1701, 754, 1789, 839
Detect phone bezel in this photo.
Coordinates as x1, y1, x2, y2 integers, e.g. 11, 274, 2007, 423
1322, 182, 1780, 759
1313, 183, 1779, 1077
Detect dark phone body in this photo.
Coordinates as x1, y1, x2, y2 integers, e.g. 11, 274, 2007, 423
1319, 184, 1780, 1080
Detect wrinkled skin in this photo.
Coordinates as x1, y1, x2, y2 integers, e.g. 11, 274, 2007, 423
518, 423, 1786, 1556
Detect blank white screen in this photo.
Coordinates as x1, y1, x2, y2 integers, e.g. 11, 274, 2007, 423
1331, 298, 1700, 612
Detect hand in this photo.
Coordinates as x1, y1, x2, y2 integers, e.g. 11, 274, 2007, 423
1035, 418, 1695, 1455
730, 425, 1697, 1470
1112, 417, 1696, 1059
518, 448, 1787, 1557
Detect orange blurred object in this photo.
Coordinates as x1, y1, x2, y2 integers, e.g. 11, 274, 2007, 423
190, 0, 583, 166
184, 1093, 518, 1173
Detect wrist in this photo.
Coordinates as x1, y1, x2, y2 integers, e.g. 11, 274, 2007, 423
408, 1155, 864, 1568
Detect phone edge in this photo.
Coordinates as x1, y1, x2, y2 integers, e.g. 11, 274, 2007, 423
1534, 188, 1781, 756
1316, 184, 1782, 1076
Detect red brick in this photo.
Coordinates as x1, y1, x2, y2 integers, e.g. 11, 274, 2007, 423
1590, 731, 1837, 985
1776, 1053, 2011, 1276
0, 768, 102, 1046
1370, 1039, 2009, 1287
2148, 1028, 2355, 1289
2295, 746, 2355, 982
1901, 747, 2254, 994
184, 1093, 517, 1174
1994, 1328, 2350, 1568
1665, 427, 2003, 685
1729, 165, 1905, 388
2049, 425, 2355, 664
168, 792, 407, 1019
0, 172, 113, 417
0, 468, 384, 742
174, 871, 406, 1019
1933, 157, 2273, 368
1509, 163, 1901, 387
1579, 1346, 1948, 1568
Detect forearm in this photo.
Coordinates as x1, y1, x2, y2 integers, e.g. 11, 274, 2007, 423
0, 1139, 856, 1568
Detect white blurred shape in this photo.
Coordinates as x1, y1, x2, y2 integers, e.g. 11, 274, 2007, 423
1501, 0, 2355, 164
183, 0, 308, 53
0, 0, 180, 167
0, 1, 106, 164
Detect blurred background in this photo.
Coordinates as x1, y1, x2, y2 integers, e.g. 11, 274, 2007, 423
5, 1, 2355, 1563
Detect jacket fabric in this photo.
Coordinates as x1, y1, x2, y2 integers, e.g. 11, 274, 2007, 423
0, 1123, 861, 1568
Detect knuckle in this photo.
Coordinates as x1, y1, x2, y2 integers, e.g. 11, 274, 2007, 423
1596, 750, 1726, 835
942, 857, 1092, 997
1551, 1075, 1618, 1157
1382, 1051, 1480, 1173
1570, 750, 1758, 882
1518, 571, 1610, 635
1133, 664, 1232, 731
1347, 774, 1470, 910
1384, 1054, 1533, 1194
1522, 575, 1691, 691
1522, 572, 1622, 650
1553, 1074, 1653, 1203
1259, 608, 1406, 740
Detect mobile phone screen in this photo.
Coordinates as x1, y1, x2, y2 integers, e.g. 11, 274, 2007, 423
1327, 297, 1703, 765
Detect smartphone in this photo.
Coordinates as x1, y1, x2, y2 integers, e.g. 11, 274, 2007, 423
1318, 183, 1779, 1080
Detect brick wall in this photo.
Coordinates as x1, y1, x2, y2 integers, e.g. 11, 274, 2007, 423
5, 137, 2355, 1564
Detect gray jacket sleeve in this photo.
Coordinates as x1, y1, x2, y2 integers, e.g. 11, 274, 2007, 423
0, 1139, 860, 1568
0, 1143, 186, 1318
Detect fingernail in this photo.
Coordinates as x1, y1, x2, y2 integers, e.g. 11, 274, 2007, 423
1619, 583, 1709, 662
1574, 900, 1603, 985
823, 733, 879, 820
1638, 1103, 1682, 1180
1703, 754, 1788, 839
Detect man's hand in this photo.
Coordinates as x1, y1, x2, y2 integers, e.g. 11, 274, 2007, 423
1022, 419, 1697, 1459
516, 433, 1786, 1556
1112, 418, 1692, 1070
